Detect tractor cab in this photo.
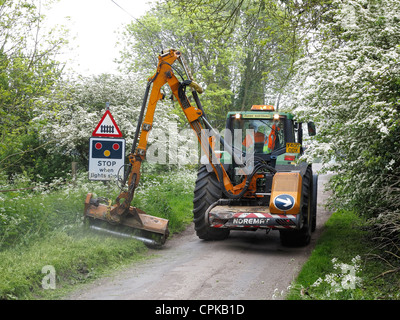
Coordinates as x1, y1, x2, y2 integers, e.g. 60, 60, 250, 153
223, 105, 315, 170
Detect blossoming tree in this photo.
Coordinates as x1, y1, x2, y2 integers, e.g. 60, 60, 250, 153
290, 0, 400, 218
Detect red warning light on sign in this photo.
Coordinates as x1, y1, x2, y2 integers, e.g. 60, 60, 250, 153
95, 142, 102, 150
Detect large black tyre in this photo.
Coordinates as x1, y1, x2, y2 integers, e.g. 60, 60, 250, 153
279, 166, 313, 247
311, 174, 318, 232
193, 165, 230, 240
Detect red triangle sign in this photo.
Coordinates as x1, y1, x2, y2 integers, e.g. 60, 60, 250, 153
92, 110, 123, 137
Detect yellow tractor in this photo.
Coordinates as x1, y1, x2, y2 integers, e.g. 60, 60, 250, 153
84, 49, 318, 247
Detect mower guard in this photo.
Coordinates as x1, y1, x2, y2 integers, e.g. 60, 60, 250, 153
84, 193, 169, 246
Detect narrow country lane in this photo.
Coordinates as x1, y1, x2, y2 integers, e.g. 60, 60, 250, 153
65, 164, 333, 300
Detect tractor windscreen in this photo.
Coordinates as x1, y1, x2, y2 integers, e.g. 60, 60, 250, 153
232, 117, 285, 154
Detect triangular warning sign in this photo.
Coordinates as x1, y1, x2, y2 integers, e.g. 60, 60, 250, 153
92, 110, 123, 137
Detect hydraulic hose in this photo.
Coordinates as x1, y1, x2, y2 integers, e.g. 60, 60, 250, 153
204, 199, 232, 227
212, 153, 276, 200
122, 78, 154, 186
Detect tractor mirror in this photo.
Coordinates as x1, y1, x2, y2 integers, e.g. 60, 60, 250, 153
307, 122, 316, 136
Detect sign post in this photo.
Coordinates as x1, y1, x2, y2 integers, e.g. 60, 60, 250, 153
89, 108, 125, 181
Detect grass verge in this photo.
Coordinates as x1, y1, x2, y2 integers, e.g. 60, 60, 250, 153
286, 210, 400, 300
0, 231, 148, 300
0, 169, 196, 300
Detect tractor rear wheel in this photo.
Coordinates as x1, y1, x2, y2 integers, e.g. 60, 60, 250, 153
311, 174, 318, 232
279, 166, 313, 247
193, 165, 230, 240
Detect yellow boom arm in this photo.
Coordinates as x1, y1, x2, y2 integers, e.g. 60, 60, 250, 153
112, 49, 246, 219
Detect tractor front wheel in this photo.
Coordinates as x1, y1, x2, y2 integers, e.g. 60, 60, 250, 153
193, 166, 230, 241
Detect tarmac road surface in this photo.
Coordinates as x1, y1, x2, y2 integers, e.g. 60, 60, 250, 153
65, 164, 333, 300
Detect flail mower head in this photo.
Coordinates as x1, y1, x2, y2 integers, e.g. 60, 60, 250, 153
84, 193, 169, 247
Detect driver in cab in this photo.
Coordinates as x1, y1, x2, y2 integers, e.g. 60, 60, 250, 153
242, 122, 266, 153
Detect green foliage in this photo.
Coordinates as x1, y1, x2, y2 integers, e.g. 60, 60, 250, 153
0, 168, 196, 299
290, 0, 400, 219
0, 168, 196, 250
166, 0, 333, 104
117, 2, 237, 127
287, 0, 400, 283
0, 0, 68, 181
0, 178, 80, 249
0, 128, 72, 181
117, 0, 324, 127
131, 169, 196, 233
287, 210, 400, 300
0, 232, 147, 300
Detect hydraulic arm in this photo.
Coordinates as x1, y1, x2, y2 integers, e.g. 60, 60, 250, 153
84, 49, 260, 246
